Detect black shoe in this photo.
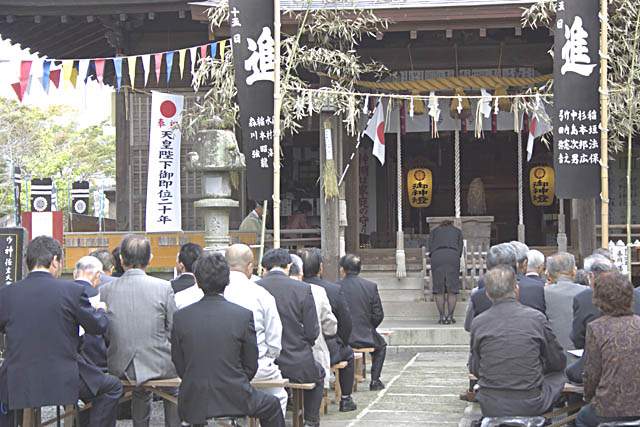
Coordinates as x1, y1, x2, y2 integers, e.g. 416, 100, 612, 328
438, 315, 446, 324
447, 316, 456, 324
370, 379, 385, 391
339, 396, 357, 412
303, 421, 319, 427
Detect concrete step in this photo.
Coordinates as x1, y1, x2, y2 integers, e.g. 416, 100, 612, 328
360, 272, 424, 290
384, 326, 470, 346
381, 301, 469, 318
378, 289, 425, 302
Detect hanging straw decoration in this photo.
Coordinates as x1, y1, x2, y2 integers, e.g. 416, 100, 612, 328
320, 119, 339, 201
495, 86, 511, 112
450, 88, 471, 119
411, 90, 425, 115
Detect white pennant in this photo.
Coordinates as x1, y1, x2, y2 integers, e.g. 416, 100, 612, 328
141, 54, 151, 87
409, 98, 414, 118
78, 59, 90, 85
189, 47, 197, 76
363, 94, 370, 114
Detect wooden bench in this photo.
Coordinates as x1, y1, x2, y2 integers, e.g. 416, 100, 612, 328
286, 383, 316, 427
329, 361, 348, 404
352, 347, 374, 385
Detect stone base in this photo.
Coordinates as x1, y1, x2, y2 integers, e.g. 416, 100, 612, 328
195, 198, 239, 251
427, 216, 494, 250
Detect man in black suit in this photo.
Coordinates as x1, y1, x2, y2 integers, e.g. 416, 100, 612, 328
565, 253, 640, 384
300, 248, 356, 409
171, 253, 284, 427
337, 254, 387, 391
171, 242, 203, 294
74, 256, 109, 373
0, 236, 122, 427
511, 241, 546, 314
525, 249, 546, 285
257, 249, 324, 427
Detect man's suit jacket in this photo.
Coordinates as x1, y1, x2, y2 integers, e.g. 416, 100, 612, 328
336, 273, 386, 349
544, 277, 588, 352
170, 273, 195, 294
525, 273, 545, 285
75, 279, 109, 372
100, 268, 177, 383
257, 270, 321, 383
98, 272, 117, 288
516, 273, 546, 314
304, 276, 353, 362
0, 271, 108, 409
570, 286, 640, 349
171, 294, 259, 424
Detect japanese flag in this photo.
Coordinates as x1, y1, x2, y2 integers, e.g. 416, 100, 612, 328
364, 101, 386, 165
527, 102, 552, 161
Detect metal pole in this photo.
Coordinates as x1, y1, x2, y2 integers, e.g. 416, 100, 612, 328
396, 105, 406, 278
272, 0, 281, 249
517, 131, 525, 242
600, 0, 609, 248
258, 199, 268, 277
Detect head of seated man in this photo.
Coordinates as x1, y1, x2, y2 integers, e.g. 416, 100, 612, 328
545, 252, 577, 284
509, 241, 530, 274
193, 253, 230, 296
119, 234, 152, 270
484, 265, 519, 303
261, 248, 292, 274
485, 243, 517, 271
526, 249, 545, 277
583, 254, 614, 288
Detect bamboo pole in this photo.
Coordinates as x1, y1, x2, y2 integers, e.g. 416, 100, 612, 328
273, 0, 282, 249
625, 11, 640, 279
600, 0, 609, 248
258, 199, 268, 277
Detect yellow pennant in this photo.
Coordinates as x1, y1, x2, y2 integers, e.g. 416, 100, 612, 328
220, 40, 227, 59
128, 56, 137, 89
61, 60, 73, 89
69, 65, 79, 88
179, 49, 186, 79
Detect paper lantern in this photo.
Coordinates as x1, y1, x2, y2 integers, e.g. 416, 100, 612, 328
407, 168, 432, 208
530, 166, 554, 206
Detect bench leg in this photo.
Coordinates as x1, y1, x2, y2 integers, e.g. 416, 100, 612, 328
333, 369, 342, 404
291, 388, 304, 427
23, 408, 33, 427
63, 405, 75, 427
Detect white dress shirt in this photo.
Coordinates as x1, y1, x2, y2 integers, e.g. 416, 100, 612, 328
308, 283, 337, 388
224, 270, 283, 360
174, 282, 204, 309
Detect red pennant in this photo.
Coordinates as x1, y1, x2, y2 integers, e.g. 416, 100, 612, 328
11, 82, 24, 102
94, 59, 106, 86
400, 102, 406, 136
200, 45, 208, 60
19, 61, 32, 100
492, 113, 497, 134
154, 53, 163, 84
523, 112, 529, 134
49, 69, 61, 88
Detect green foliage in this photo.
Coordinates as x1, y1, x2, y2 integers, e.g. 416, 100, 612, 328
183, 0, 388, 138
0, 97, 115, 218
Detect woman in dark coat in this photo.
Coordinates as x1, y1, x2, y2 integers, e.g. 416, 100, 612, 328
428, 220, 463, 324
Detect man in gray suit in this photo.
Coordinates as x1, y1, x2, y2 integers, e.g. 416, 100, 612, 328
90, 248, 118, 287
543, 252, 588, 355
100, 234, 180, 427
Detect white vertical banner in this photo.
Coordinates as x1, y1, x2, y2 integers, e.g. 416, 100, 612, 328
146, 91, 183, 232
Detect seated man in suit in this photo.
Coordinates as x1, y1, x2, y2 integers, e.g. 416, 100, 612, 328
224, 244, 288, 417
90, 248, 117, 287
257, 249, 324, 427
74, 256, 109, 372
171, 253, 284, 427
300, 248, 357, 409
471, 265, 566, 418
337, 254, 387, 391
171, 242, 204, 309
100, 234, 180, 427
566, 253, 640, 384
525, 249, 546, 284
510, 241, 545, 314
544, 252, 588, 355
0, 236, 121, 427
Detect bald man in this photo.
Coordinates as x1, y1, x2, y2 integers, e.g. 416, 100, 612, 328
224, 244, 288, 417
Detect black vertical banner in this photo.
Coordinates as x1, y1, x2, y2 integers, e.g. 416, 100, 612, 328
229, 0, 275, 201
71, 181, 90, 215
13, 166, 21, 225
30, 178, 53, 212
553, 0, 601, 198
0, 228, 25, 286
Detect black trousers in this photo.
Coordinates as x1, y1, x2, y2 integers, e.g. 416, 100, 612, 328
247, 389, 285, 427
565, 356, 584, 385
576, 403, 640, 427
370, 344, 387, 383
78, 373, 123, 427
330, 346, 354, 397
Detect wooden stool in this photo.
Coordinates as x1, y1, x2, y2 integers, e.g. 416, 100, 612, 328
212, 416, 247, 427
597, 421, 640, 426
319, 388, 329, 416
352, 347, 374, 384
329, 361, 348, 404
286, 383, 316, 427
481, 416, 546, 427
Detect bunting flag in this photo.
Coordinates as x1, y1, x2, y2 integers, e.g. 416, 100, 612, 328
78, 59, 90, 86
62, 60, 73, 89
11, 82, 23, 102
113, 57, 123, 92
200, 45, 207, 61
211, 42, 218, 60
84, 61, 94, 84
19, 61, 32, 100
94, 59, 106, 86
178, 49, 186, 79
219, 40, 226, 59
154, 52, 162, 85
189, 47, 197, 76
42, 60, 51, 91
70, 63, 79, 88
141, 54, 150, 87
49, 68, 61, 88
127, 56, 137, 88
165, 51, 174, 84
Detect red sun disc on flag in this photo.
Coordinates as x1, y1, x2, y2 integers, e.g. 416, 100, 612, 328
160, 100, 177, 118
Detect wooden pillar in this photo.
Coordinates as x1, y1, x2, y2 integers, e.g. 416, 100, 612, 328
344, 135, 360, 253
115, 89, 131, 231
572, 198, 596, 259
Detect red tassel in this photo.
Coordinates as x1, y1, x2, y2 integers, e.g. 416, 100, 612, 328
492, 113, 497, 134
461, 118, 467, 133
523, 112, 529, 134
400, 102, 406, 136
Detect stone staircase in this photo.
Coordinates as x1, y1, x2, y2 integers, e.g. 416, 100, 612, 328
357, 248, 470, 351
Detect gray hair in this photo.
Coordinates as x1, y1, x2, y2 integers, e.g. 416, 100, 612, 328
289, 253, 303, 277
526, 249, 545, 273
593, 248, 614, 262
510, 241, 530, 267
75, 256, 103, 275
484, 265, 518, 300
546, 252, 576, 279
486, 243, 517, 270
584, 254, 614, 278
